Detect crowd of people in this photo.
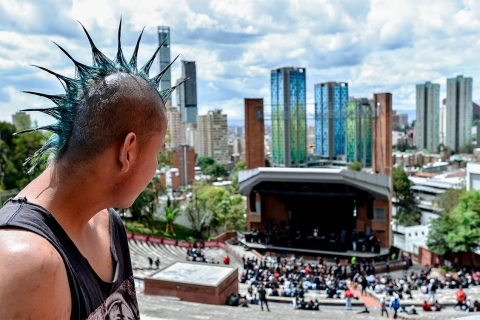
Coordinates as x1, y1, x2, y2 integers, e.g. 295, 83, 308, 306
233, 251, 480, 316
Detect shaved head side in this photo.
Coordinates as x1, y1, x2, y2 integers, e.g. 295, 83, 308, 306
58, 72, 166, 165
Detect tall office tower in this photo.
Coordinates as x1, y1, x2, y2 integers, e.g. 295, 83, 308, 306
314, 82, 349, 159
440, 99, 447, 145
271, 67, 307, 167
372, 93, 393, 176
165, 107, 184, 149
157, 27, 171, 97
416, 82, 440, 151
346, 98, 373, 167
176, 61, 198, 124
446, 75, 473, 152
196, 110, 229, 164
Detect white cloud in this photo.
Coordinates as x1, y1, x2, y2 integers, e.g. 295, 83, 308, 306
0, 0, 480, 128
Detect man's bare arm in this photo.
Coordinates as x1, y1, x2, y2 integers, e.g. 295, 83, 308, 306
0, 229, 71, 319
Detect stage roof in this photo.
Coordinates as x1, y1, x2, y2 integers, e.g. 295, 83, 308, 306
239, 167, 391, 201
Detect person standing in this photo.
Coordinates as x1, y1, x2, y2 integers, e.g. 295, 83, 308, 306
454, 285, 467, 310
258, 285, 270, 311
380, 295, 389, 317
427, 279, 437, 302
344, 288, 354, 310
390, 293, 401, 319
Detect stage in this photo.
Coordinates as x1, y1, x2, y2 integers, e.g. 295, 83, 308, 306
239, 238, 390, 260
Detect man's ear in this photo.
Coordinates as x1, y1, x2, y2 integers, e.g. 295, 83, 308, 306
119, 132, 138, 173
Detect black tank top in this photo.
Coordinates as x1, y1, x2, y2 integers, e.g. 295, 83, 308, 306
0, 197, 139, 320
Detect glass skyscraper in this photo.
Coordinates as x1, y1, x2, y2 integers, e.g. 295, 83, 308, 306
346, 98, 372, 167
271, 67, 307, 167
176, 61, 197, 124
157, 26, 171, 95
314, 82, 348, 158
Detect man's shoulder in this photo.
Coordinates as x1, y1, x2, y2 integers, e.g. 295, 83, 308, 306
0, 228, 71, 317
0, 228, 64, 273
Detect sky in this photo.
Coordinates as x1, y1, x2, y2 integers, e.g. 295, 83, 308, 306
1, 0, 480, 127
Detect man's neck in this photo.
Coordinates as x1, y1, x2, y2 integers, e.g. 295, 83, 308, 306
17, 164, 110, 238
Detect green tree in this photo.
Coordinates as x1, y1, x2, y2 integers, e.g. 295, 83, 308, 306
200, 185, 246, 232
163, 200, 180, 236
197, 156, 215, 173
185, 184, 212, 238
347, 161, 362, 171
0, 122, 49, 191
434, 187, 465, 214
427, 190, 480, 266
204, 163, 228, 178
230, 161, 245, 192
392, 166, 421, 226
459, 143, 475, 154
130, 185, 155, 221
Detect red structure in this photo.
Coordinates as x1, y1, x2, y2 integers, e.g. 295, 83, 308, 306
373, 93, 393, 176
244, 98, 265, 169
172, 144, 195, 187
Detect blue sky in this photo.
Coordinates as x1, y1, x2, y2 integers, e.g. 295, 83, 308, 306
1, 0, 479, 127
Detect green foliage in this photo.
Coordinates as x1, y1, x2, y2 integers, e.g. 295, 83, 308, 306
395, 141, 410, 152
199, 184, 246, 231
157, 150, 173, 168
130, 184, 155, 220
427, 190, 480, 264
204, 163, 228, 178
162, 197, 180, 236
434, 187, 465, 214
123, 219, 201, 240
197, 156, 215, 172
392, 166, 421, 226
459, 143, 475, 154
185, 186, 213, 239
347, 161, 362, 171
231, 161, 245, 192
0, 121, 49, 191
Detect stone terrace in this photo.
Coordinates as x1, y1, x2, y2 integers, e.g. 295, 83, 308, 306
137, 291, 470, 320
128, 239, 236, 278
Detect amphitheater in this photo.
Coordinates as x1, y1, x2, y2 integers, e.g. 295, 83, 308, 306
129, 237, 470, 320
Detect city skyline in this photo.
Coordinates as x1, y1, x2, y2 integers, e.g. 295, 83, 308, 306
1, 1, 480, 127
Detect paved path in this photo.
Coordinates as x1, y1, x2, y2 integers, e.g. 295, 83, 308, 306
349, 284, 381, 308
137, 291, 472, 320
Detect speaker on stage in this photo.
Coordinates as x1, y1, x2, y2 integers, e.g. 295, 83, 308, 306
367, 195, 375, 219
249, 191, 256, 212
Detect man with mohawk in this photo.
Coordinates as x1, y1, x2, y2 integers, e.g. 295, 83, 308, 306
0, 20, 181, 319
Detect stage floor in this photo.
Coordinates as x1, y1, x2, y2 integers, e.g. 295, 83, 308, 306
239, 239, 389, 259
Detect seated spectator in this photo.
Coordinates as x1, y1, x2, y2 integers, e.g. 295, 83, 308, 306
374, 283, 384, 293
226, 293, 239, 306
422, 301, 432, 311
431, 300, 442, 312
408, 305, 417, 315
313, 299, 320, 310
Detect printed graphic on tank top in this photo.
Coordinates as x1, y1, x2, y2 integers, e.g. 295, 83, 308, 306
0, 198, 139, 319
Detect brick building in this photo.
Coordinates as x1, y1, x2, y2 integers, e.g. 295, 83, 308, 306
244, 98, 265, 169
172, 145, 195, 187
373, 93, 393, 176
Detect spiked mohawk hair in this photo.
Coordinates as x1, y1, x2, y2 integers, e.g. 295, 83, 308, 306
16, 19, 183, 173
